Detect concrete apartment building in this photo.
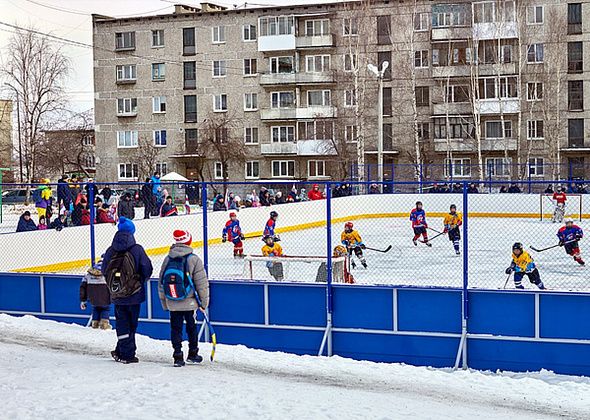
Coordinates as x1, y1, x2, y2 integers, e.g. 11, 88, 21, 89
92, 1, 590, 184
0, 99, 13, 178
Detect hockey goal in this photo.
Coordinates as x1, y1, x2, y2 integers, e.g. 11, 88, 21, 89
539, 193, 582, 221
242, 255, 350, 283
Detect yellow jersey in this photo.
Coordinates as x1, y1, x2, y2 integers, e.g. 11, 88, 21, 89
443, 213, 463, 229
512, 251, 536, 272
262, 242, 283, 257
341, 230, 363, 246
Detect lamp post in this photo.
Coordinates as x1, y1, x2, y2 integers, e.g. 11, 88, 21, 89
367, 61, 389, 192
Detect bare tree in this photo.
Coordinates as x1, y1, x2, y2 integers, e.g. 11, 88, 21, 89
131, 135, 162, 182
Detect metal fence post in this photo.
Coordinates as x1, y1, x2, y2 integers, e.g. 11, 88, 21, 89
201, 182, 209, 274
319, 182, 333, 357
391, 163, 395, 193
89, 184, 96, 267
454, 181, 469, 370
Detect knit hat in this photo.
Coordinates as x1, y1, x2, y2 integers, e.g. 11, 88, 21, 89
173, 229, 192, 245
118, 216, 136, 234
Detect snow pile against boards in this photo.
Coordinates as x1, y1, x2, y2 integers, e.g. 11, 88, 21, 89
1, 314, 590, 419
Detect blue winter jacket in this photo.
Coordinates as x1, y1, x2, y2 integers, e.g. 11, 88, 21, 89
16, 215, 38, 232
57, 179, 72, 204
101, 231, 153, 305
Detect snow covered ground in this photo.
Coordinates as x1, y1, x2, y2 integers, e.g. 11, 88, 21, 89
1, 314, 590, 419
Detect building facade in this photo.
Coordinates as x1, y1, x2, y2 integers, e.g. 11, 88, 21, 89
92, 1, 590, 184
42, 129, 96, 179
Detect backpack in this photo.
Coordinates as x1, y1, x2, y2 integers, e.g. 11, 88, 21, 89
161, 255, 193, 301
32, 188, 43, 203
104, 250, 142, 299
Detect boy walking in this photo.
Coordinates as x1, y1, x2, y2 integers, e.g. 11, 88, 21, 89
80, 266, 112, 329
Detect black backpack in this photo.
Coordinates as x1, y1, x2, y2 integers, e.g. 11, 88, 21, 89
105, 250, 142, 299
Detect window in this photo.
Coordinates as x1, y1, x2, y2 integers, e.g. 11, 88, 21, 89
154, 130, 167, 147
473, 1, 515, 24
259, 16, 295, 36
527, 43, 544, 64
117, 130, 138, 148
378, 51, 392, 80
212, 26, 225, 43
485, 120, 512, 138
486, 158, 511, 177
569, 81, 584, 111
119, 163, 138, 180
344, 90, 357, 107
298, 120, 333, 140
244, 58, 258, 76
434, 117, 474, 139
308, 160, 326, 178
214, 162, 225, 180
414, 50, 429, 68
115, 31, 135, 50
271, 92, 295, 108
116, 65, 136, 82
82, 135, 94, 146
184, 95, 197, 122
344, 54, 357, 72
432, 4, 468, 27
185, 129, 198, 148
306, 55, 330, 72
183, 27, 196, 55
155, 163, 168, 176
343, 17, 358, 36
478, 76, 518, 99
183, 61, 196, 89
568, 42, 583, 73
345, 125, 358, 142
152, 63, 166, 81
527, 82, 543, 101
305, 19, 329, 36
377, 15, 390, 45
307, 90, 331, 106
415, 86, 429, 107
245, 161, 260, 179
414, 12, 429, 31
244, 93, 258, 111
417, 122, 429, 140
446, 85, 469, 103
243, 24, 257, 41
568, 3, 582, 35
244, 127, 259, 144
152, 29, 164, 47
568, 119, 585, 148
527, 120, 544, 140
153, 96, 166, 113
215, 127, 229, 143
382, 87, 391, 116
528, 158, 544, 177
272, 160, 295, 177
444, 158, 471, 178
214, 94, 228, 112
83, 154, 95, 168
116, 98, 137, 116
271, 126, 295, 142
383, 123, 393, 151
526, 5, 543, 24
270, 56, 294, 74
212, 60, 227, 77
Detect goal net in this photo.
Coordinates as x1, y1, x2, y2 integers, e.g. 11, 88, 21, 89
539, 194, 582, 221
242, 255, 349, 283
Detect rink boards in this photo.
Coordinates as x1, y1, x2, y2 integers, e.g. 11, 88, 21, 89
1, 272, 590, 376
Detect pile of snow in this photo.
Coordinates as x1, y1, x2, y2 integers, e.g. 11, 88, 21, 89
1, 314, 589, 419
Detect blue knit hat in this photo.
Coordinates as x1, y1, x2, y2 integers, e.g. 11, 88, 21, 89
118, 216, 136, 234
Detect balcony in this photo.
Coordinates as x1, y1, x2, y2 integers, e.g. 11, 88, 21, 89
432, 102, 472, 115
260, 106, 337, 120
478, 62, 517, 77
261, 142, 298, 154
434, 137, 517, 153
295, 34, 334, 49
259, 72, 334, 85
432, 65, 471, 79
472, 21, 518, 41
431, 26, 472, 41
477, 98, 520, 114
297, 139, 337, 156
258, 34, 296, 52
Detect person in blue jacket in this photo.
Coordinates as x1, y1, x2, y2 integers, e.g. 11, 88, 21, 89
16, 211, 38, 232
101, 217, 153, 364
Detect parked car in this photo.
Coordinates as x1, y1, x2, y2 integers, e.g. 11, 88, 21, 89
1, 189, 28, 205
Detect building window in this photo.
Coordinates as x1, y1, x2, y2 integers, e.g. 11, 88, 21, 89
119, 163, 138, 180
526, 5, 543, 24
244, 127, 259, 144
415, 86, 429, 107
527, 82, 543, 101
486, 158, 512, 177
568, 3, 582, 35
214, 94, 228, 112
382, 123, 393, 151
417, 122, 429, 140
185, 129, 198, 148
344, 54, 357, 72
377, 15, 390, 45
345, 125, 358, 142
152, 29, 164, 47
184, 95, 197, 122
212, 60, 227, 77
307, 90, 331, 106
568, 42, 583, 73
485, 120, 512, 138
243, 24, 257, 41
432, 4, 468, 27
115, 31, 135, 50
527, 120, 544, 140
270, 56, 294, 74
272, 160, 295, 177
298, 120, 333, 140
271, 126, 295, 142
473, 1, 515, 24
414, 12, 429, 31
214, 162, 225, 180
308, 160, 326, 178
244, 93, 258, 111
305, 19, 329, 36
528, 158, 544, 177
527, 43, 544, 64
82, 135, 94, 146
433, 117, 474, 139
306, 55, 330, 72
344, 90, 357, 107
155, 163, 168, 176
183, 27, 196, 55
271, 91, 295, 108
569, 119, 585, 148
116, 98, 137, 116
215, 127, 228, 143
259, 16, 295, 36
153, 96, 166, 113
212, 26, 226, 43
115, 65, 136, 82
382, 87, 391, 116
445, 85, 469, 103
414, 50, 429, 68
117, 130, 138, 148
444, 158, 471, 178
83, 154, 95, 168
478, 76, 518, 99
183, 61, 196, 89
343, 17, 358, 36
244, 58, 258, 76
153, 130, 167, 147
245, 161, 260, 179
152, 63, 166, 81
569, 81, 584, 111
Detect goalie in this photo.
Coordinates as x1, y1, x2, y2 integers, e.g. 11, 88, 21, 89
341, 222, 367, 269
315, 245, 355, 284
261, 235, 284, 281
551, 188, 567, 223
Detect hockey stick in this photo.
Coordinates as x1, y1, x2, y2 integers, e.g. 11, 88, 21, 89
427, 227, 444, 235
427, 231, 446, 242
188, 274, 217, 362
503, 272, 512, 289
530, 239, 577, 253
364, 245, 392, 253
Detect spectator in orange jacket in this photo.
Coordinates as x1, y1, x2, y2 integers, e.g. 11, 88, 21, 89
307, 184, 324, 201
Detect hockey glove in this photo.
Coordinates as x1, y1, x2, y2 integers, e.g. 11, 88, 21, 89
274, 235, 281, 242
443, 228, 448, 233
240, 233, 245, 240
559, 241, 565, 247
80, 302, 87, 310
505, 267, 513, 275
360, 244, 366, 249
222, 235, 227, 243
576, 234, 582, 240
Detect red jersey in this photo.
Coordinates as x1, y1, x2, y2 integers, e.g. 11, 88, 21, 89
553, 192, 567, 205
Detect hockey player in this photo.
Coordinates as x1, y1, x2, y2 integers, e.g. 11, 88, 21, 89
341, 222, 367, 269
264, 211, 280, 241
410, 201, 431, 247
222, 212, 245, 258
557, 218, 585, 265
443, 204, 462, 255
551, 188, 567, 223
505, 243, 545, 290
314, 245, 355, 284
261, 234, 284, 281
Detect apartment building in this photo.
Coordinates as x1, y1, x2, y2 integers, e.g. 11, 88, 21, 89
92, 1, 590, 184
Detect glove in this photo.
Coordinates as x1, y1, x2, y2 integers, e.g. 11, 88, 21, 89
576, 234, 582, 240
342, 240, 349, 247
443, 228, 448, 233
274, 235, 281, 242
505, 267, 513, 275
360, 244, 366, 249
56, 226, 63, 232
559, 241, 565, 247
240, 233, 245, 240
80, 302, 87, 310
222, 235, 227, 243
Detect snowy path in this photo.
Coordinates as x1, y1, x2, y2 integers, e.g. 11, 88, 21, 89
1, 315, 589, 419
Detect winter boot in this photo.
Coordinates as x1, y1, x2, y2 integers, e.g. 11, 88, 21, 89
99, 320, 112, 330
111, 350, 139, 364
515, 285, 525, 290
173, 352, 185, 367
361, 259, 367, 269
91, 320, 99, 329
187, 349, 203, 364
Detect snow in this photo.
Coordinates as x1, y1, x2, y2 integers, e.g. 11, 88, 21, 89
1, 314, 590, 419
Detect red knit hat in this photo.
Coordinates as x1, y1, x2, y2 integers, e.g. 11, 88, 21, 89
173, 229, 192, 245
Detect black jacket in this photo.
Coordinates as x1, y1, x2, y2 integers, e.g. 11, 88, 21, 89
16, 215, 37, 232
117, 198, 135, 219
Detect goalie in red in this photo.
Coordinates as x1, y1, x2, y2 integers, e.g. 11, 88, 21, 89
222, 212, 245, 258
551, 187, 567, 223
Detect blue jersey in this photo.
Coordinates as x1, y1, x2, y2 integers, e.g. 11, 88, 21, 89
264, 218, 276, 237
557, 225, 583, 243
223, 219, 242, 242
410, 208, 427, 228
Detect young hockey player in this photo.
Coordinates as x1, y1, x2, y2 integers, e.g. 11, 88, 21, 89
263, 211, 280, 241
341, 222, 367, 269
505, 242, 545, 290
410, 201, 431, 247
557, 218, 585, 265
315, 245, 355, 284
261, 234, 284, 281
551, 187, 567, 223
222, 212, 245, 258
443, 204, 462, 255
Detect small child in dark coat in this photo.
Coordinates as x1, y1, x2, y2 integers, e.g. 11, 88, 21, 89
80, 266, 112, 329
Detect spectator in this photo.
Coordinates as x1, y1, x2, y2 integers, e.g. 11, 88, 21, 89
259, 187, 268, 205
228, 192, 239, 210
260, 190, 271, 206
80, 266, 112, 330
80, 203, 91, 226
578, 184, 588, 194
341, 183, 352, 197
102, 217, 153, 364
152, 172, 163, 214
16, 211, 37, 232
141, 178, 155, 220
34, 179, 52, 220
160, 196, 179, 217
275, 191, 285, 204
544, 185, 554, 194
97, 203, 115, 224
332, 184, 342, 198
499, 186, 508, 193
71, 192, 88, 226
508, 183, 522, 193
57, 174, 72, 210
452, 183, 463, 193
186, 182, 199, 204
69, 176, 80, 203
49, 213, 68, 231
101, 185, 114, 205
213, 194, 227, 212
38, 215, 48, 230
299, 188, 309, 201
118, 192, 136, 220
430, 183, 440, 194
369, 183, 380, 194
467, 183, 479, 194
307, 184, 324, 200
288, 187, 299, 202
84, 178, 99, 199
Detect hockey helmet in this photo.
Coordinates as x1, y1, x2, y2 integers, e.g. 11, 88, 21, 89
344, 222, 354, 231
270, 210, 278, 219
229, 211, 237, 218
334, 245, 347, 257
565, 217, 574, 225
262, 234, 274, 245
512, 242, 523, 252
450, 204, 457, 210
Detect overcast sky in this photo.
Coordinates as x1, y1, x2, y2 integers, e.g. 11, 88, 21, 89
0, 0, 335, 112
